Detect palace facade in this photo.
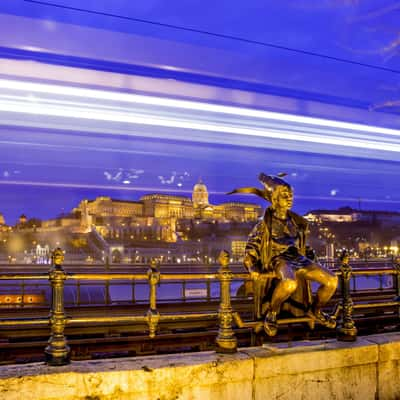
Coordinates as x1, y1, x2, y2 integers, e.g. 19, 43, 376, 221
71, 179, 262, 243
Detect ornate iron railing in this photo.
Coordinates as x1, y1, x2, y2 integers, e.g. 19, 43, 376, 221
0, 250, 399, 365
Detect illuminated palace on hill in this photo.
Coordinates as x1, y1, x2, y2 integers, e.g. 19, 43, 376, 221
41, 179, 262, 244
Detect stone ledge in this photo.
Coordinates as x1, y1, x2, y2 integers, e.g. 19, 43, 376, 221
0, 333, 398, 400
0, 351, 254, 400
365, 332, 400, 400
365, 332, 400, 362
248, 337, 381, 400
250, 337, 378, 377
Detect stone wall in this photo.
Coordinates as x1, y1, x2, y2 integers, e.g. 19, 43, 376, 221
0, 333, 399, 400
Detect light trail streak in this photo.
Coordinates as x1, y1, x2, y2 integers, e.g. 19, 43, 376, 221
0, 78, 399, 159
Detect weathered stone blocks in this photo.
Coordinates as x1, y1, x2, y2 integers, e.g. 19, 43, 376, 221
0, 351, 253, 400
0, 333, 399, 400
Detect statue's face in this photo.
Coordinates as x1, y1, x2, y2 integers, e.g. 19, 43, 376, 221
272, 185, 293, 211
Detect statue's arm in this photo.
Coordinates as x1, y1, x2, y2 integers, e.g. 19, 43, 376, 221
244, 220, 265, 273
305, 245, 317, 261
299, 220, 317, 261
291, 212, 310, 255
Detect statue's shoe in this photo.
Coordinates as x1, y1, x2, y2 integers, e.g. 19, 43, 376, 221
306, 317, 315, 330
313, 310, 336, 329
263, 311, 278, 336
261, 302, 270, 316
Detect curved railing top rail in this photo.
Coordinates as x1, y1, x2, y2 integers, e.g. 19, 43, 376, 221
0, 251, 399, 367
351, 269, 399, 276
0, 274, 49, 280
0, 266, 399, 281
0, 272, 251, 281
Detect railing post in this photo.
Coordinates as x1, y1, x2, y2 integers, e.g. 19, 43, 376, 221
105, 280, 110, 305
395, 257, 400, 318
337, 252, 357, 342
76, 280, 81, 306
45, 248, 70, 365
182, 280, 187, 302
131, 280, 135, 304
206, 279, 211, 301
147, 258, 160, 338
216, 250, 237, 353
21, 280, 26, 308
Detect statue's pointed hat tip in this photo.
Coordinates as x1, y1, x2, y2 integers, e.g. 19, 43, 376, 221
258, 172, 291, 192
227, 172, 291, 202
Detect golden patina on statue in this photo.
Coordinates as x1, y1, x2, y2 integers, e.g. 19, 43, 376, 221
230, 173, 338, 336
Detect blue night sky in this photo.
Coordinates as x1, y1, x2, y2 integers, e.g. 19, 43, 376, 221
0, 1, 399, 224
1, 0, 399, 110
0, 127, 399, 225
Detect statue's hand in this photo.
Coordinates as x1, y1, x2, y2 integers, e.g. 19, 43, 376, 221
244, 253, 260, 280
244, 253, 256, 269
249, 270, 260, 281
305, 246, 316, 261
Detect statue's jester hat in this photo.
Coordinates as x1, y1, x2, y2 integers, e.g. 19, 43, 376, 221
228, 172, 291, 202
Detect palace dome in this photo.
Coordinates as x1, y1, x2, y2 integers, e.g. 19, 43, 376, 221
193, 180, 207, 193
192, 178, 209, 207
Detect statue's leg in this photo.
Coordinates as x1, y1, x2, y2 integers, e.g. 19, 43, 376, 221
297, 264, 338, 327
270, 261, 298, 313
264, 260, 298, 336
253, 279, 267, 320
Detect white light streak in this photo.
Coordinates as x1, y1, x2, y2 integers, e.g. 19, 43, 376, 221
296, 194, 400, 204
0, 180, 229, 196
0, 78, 399, 135
0, 78, 399, 156
1, 100, 398, 152
0, 180, 192, 192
